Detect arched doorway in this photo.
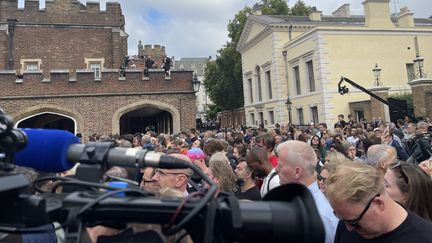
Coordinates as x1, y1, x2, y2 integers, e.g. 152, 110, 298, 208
119, 107, 173, 134
16, 112, 76, 134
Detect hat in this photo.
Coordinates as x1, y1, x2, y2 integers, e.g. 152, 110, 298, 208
374, 128, 380, 132
187, 148, 206, 160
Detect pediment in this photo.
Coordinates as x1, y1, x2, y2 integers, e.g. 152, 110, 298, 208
245, 22, 267, 43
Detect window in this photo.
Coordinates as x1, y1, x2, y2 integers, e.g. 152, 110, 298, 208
20, 59, 42, 73
311, 106, 319, 124
306, 60, 315, 92
406, 63, 415, 82
250, 113, 255, 126
248, 78, 253, 103
259, 112, 264, 127
191, 64, 196, 69
256, 66, 262, 101
293, 66, 301, 95
85, 58, 105, 80
355, 110, 365, 122
90, 63, 101, 80
266, 71, 272, 99
25, 62, 39, 71
269, 110, 275, 125
297, 108, 304, 125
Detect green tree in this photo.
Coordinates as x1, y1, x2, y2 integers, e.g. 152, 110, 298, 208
227, 6, 254, 47
260, 0, 289, 15
206, 104, 223, 120
204, 0, 312, 114
290, 0, 314, 16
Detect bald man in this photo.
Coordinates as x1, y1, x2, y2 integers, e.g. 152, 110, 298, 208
151, 153, 193, 196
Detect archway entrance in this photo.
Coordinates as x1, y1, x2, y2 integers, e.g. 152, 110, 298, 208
16, 112, 76, 134
119, 107, 173, 134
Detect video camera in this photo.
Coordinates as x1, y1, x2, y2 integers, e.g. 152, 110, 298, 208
0, 109, 324, 243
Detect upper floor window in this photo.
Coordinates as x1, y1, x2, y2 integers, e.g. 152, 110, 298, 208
90, 63, 101, 80
85, 58, 105, 80
20, 59, 42, 74
293, 66, 301, 95
248, 78, 253, 103
306, 60, 315, 92
25, 62, 39, 71
256, 66, 262, 102
266, 70, 272, 99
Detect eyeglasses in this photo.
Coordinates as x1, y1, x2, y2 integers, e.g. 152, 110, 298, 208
141, 179, 155, 185
390, 161, 409, 184
336, 193, 380, 228
316, 174, 326, 182
155, 169, 189, 177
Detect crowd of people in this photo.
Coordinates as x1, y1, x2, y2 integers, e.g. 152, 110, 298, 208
76, 114, 432, 242
13, 114, 432, 242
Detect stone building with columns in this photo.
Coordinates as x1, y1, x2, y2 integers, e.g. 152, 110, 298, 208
237, 0, 432, 127
0, 0, 196, 137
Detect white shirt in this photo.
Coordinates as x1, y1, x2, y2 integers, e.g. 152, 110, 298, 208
260, 168, 280, 197
308, 182, 338, 243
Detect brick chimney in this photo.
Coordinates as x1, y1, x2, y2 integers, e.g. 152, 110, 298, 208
362, 0, 394, 28
397, 7, 414, 28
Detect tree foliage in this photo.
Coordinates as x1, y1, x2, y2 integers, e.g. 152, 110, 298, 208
204, 0, 313, 113
290, 0, 314, 16
259, 0, 289, 15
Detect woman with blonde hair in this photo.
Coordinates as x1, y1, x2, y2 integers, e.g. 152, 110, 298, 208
317, 152, 350, 193
207, 152, 237, 193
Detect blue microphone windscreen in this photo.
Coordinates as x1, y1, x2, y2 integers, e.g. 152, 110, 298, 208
14, 129, 79, 173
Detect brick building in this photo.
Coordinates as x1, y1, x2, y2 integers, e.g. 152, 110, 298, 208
0, 0, 196, 137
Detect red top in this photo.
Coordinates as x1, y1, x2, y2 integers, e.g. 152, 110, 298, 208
269, 154, 278, 168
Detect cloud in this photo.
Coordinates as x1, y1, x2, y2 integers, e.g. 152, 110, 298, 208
77, 0, 431, 58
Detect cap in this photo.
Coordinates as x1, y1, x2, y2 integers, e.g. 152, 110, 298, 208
187, 148, 206, 160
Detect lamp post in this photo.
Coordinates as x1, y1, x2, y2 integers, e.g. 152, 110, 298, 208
413, 36, 426, 79
285, 97, 292, 125
192, 72, 201, 120
372, 63, 382, 86
413, 55, 424, 79
192, 72, 201, 93
282, 50, 292, 125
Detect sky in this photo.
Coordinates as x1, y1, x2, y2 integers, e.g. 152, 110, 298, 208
49, 0, 432, 59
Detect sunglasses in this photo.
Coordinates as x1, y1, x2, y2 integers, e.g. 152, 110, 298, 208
390, 160, 409, 184
316, 174, 327, 182
335, 193, 380, 228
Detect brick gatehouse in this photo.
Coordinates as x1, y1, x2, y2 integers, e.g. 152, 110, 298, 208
0, 0, 196, 137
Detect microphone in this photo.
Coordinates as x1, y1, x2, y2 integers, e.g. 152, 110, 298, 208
14, 129, 190, 173
14, 129, 79, 173
67, 144, 190, 169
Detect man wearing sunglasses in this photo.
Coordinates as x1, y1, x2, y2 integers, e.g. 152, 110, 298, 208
326, 162, 432, 242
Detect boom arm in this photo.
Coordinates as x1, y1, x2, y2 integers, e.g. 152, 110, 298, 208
338, 76, 415, 121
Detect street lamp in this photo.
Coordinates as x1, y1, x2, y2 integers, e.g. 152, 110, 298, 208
192, 72, 201, 93
372, 63, 382, 86
413, 55, 425, 78
285, 97, 292, 124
